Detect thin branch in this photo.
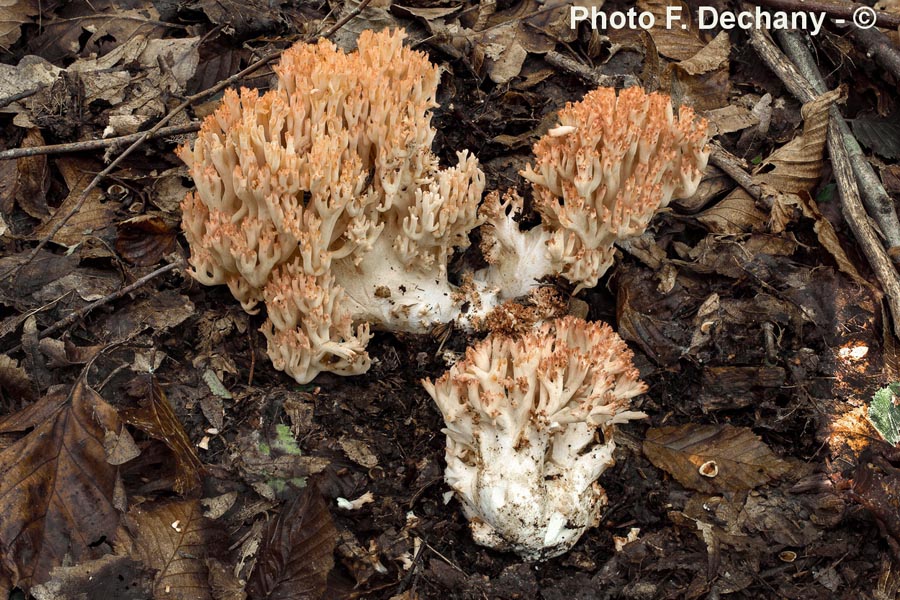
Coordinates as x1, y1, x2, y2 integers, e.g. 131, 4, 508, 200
709, 144, 763, 201
747, 25, 900, 337
0, 84, 46, 110
750, 0, 900, 30
774, 29, 900, 261
0, 123, 201, 160
1, 0, 373, 283
38, 260, 183, 341
848, 25, 900, 84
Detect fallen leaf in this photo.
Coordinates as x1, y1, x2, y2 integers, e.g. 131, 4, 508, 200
868, 382, 900, 445
28, 554, 155, 600
128, 499, 222, 600
0, 380, 124, 590
121, 374, 204, 495
0, 128, 50, 219
115, 215, 177, 266
248, 484, 338, 600
850, 113, 900, 160
643, 423, 792, 493
637, 0, 706, 61
704, 105, 759, 137
674, 30, 730, 76
697, 89, 838, 234
0, 0, 38, 48
0, 353, 35, 405
32, 158, 117, 249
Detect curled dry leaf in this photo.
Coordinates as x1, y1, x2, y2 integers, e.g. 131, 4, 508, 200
121, 374, 204, 495
698, 88, 838, 235
248, 484, 338, 600
0, 380, 123, 590
0, 0, 39, 47
127, 499, 223, 600
643, 423, 792, 493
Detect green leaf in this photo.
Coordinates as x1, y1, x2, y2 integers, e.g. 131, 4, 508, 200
867, 382, 900, 445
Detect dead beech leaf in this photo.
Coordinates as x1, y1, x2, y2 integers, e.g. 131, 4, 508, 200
0, 0, 38, 48
248, 484, 338, 600
643, 424, 791, 493
128, 500, 222, 600
0, 128, 50, 219
28, 554, 155, 600
697, 89, 838, 234
637, 0, 706, 61
116, 215, 177, 266
674, 30, 730, 76
704, 105, 759, 137
33, 158, 116, 249
0, 354, 35, 404
0, 380, 124, 590
121, 374, 204, 495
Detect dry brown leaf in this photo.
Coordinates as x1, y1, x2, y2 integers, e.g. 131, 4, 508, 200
695, 193, 767, 233
0, 128, 50, 219
115, 215, 178, 266
643, 423, 791, 493
32, 158, 116, 249
29, 554, 155, 600
128, 499, 221, 600
0, 380, 124, 590
697, 89, 838, 234
248, 484, 338, 600
0, 353, 35, 404
704, 105, 759, 137
0, 0, 38, 48
674, 30, 730, 76
121, 374, 204, 495
636, 0, 706, 61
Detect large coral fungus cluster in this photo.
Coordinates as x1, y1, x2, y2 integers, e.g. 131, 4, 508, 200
178, 29, 487, 383
482, 86, 709, 295
423, 316, 647, 560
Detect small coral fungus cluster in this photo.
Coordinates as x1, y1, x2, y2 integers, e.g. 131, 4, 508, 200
178, 28, 709, 559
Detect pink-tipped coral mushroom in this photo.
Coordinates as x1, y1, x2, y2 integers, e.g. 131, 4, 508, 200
481, 86, 709, 295
179, 30, 488, 383
422, 316, 647, 559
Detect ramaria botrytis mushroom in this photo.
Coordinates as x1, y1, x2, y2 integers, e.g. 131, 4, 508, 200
422, 316, 647, 559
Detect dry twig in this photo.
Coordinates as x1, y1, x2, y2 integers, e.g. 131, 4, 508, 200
747, 25, 900, 336
849, 25, 900, 83
750, 0, 900, 29
774, 29, 900, 260
0, 123, 201, 160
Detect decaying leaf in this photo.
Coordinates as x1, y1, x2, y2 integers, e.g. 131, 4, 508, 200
0, 0, 38, 48
643, 423, 792, 493
32, 158, 117, 249
0, 128, 50, 219
637, 0, 706, 61
850, 114, 900, 160
0, 353, 35, 405
128, 499, 222, 600
0, 380, 124, 590
248, 484, 338, 600
697, 88, 838, 234
122, 374, 204, 495
29, 554, 155, 600
115, 215, 178, 266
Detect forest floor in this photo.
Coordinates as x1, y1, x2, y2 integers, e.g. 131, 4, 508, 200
2, 0, 900, 599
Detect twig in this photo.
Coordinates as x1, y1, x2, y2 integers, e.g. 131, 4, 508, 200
747, 25, 900, 336
0, 85, 46, 110
709, 144, 763, 201
0, 0, 373, 283
849, 25, 900, 84
38, 260, 183, 341
545, 51, 638, 88
774, 29, 900, 261
0, 123, 201, 160
749, 0, 900, 29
